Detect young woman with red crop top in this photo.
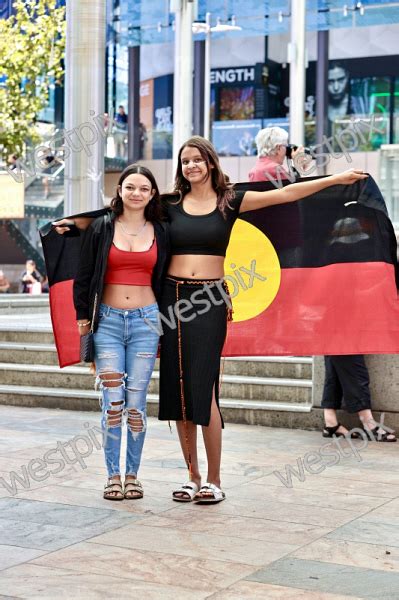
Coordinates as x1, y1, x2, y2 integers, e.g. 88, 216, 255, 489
159, 136, 367, 504
72, 164, 169, 501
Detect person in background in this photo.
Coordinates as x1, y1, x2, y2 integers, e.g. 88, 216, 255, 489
20, 260, 42, 294
41, 276, 49, 294
322, 355, 396, 442
139, 122, 147, 160
41, 149, 56, 199
0, 270, 10, 293
7, 154, 18, 172
248, 126, 310, 183
114, 105, 128, 159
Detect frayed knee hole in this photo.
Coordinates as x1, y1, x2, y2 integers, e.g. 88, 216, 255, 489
127, 409, 144, 432
99, 372, 124, 388
106, 405, 123, 427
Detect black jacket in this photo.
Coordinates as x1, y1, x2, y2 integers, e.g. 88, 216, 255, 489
73, 209, 170, 329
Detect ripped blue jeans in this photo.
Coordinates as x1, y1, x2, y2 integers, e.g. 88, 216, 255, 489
94, 303, 159, 478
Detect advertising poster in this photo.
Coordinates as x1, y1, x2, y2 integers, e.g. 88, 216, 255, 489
330, 74, 391, 150
153, 74, 173, 159
140, 78, 154, 159
212, 119, 262, 157
263, 117, 289, 132
0, 174, 24, 219
280, 56, 398, 148
219, 87, 255, 121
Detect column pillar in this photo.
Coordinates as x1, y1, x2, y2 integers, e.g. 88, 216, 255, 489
193, 40, 205, 136
316, 30, 329, 174
64, 0, 106, 214
128, 45, 141, 162
288, 0, 306, 144
172, 0, 194, 164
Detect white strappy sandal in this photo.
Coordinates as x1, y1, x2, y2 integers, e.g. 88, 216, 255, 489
172, 481, 200, 502
195, 482, 226, 504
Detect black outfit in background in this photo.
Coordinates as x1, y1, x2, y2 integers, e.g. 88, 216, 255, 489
73, 209, 170, 329
20, 270, 41, 294
322, 355, 371, 413
158, 189, 245, 427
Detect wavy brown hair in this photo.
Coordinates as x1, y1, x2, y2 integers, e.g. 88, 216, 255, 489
110, 164, 163, 221
172, 136, 235, 217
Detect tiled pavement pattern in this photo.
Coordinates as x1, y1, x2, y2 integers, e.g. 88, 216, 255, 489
0, 405, 398, 599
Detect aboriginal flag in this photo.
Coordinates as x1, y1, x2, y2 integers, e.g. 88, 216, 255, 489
224, 175, 399, 356
40, 209, 105, 367
40, 175, 399, 367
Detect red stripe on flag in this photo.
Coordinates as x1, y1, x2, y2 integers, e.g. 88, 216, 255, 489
223, 262, 399, 356
49, 280, 80, 367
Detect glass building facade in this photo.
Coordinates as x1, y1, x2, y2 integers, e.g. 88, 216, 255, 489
105, 0, 399, 160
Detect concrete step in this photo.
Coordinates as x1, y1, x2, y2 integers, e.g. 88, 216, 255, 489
0, 341, 312, 378
0, 342, 58, 365
0, 327, 54, 344
0, 363, 94, 391
0, 296, 50, 314
0, 363, 312, 403
0, 293, 49, 306
0, 323, 315, 426
0, 384, 313, 428
222, 356, 312, 379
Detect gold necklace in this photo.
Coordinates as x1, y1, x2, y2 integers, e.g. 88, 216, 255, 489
117, 218, 147, 237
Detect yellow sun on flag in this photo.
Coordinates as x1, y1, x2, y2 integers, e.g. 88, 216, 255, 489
224, 220, 281, 322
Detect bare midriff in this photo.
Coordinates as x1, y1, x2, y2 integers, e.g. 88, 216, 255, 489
102, 284, 156, 310
168, 254, 225, 280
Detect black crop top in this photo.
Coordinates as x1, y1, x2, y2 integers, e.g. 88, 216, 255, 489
165, 189, 246, 257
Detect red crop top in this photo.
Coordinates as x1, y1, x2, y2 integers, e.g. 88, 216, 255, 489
104, 240, 157, 286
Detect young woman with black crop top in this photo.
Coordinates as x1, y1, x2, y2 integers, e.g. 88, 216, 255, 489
59, 165, 169, 501
159, 136, 367, 504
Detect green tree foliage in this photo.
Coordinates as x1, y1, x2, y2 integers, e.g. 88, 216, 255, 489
0, 0, 65, 159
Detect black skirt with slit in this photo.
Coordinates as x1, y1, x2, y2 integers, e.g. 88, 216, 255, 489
158, 276, 229, 427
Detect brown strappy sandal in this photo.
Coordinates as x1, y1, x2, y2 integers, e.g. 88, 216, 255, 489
103, 478, 124, 501
124, 479, 144, 500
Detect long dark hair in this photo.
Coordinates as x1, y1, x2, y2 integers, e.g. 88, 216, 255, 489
173, 136, 235, 216
110, 164, 163, 221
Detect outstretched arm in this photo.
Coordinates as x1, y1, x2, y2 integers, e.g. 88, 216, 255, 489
239, 169, 368, 213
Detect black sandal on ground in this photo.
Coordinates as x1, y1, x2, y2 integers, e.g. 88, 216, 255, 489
322, 423, 361, 439
363, 426, 397, 443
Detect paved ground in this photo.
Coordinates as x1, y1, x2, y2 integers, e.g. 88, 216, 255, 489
0, 405, 398, 599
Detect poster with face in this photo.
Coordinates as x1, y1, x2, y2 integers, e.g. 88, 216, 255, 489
328, 62, 351, 124
327, 61, 390, 150
280, 55, 397, 149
